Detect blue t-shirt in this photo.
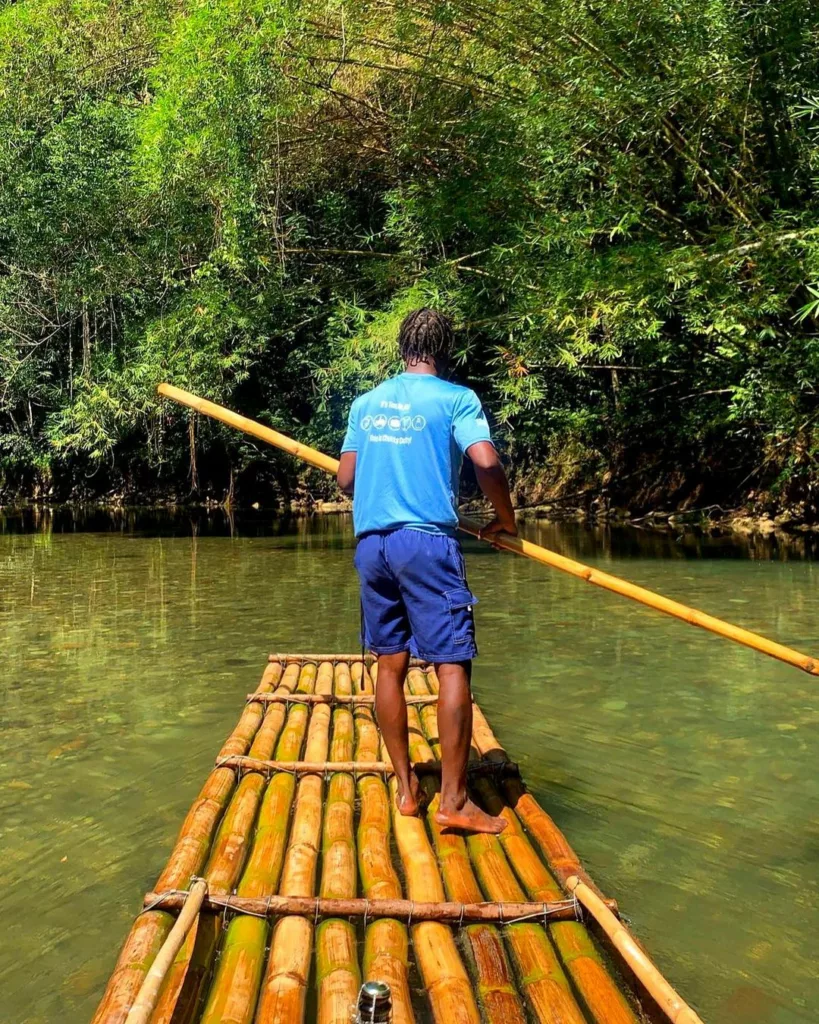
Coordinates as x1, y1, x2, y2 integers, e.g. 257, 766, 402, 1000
341, 373, 493, 537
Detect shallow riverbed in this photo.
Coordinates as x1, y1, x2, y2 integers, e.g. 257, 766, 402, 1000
0, 510, 817, 1023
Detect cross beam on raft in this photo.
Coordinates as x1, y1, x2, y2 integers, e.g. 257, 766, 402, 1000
268, 652, 428, 666
142, 891, 592, 924
247, 692, 442, 705
216, 754, 521, 778
159, 382, 819, 676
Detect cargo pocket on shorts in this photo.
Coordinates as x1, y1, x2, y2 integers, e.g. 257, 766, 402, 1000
445, 587, 478, 646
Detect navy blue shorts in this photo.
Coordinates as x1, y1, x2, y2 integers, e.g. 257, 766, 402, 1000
354, 528, 478, 662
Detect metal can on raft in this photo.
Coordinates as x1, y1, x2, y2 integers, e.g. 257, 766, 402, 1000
355, 980, 392, 1022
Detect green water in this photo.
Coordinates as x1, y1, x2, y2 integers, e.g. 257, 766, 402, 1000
1, 511, 817, 1024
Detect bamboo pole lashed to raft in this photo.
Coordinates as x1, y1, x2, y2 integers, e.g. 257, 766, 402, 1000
399, 669, 528, 1024
351, 661, 416, 1024
367, 663, 483, 1024
315, 661, 361, 1024
197, 664, 318, 1024
159, 383, 819, 676
142, 891, 586, 923
91, 658, 285, 1024
124, 878, 208, 1024
414, 668, 639, 1024
149, 662, 306, 1024
254, 661, 335, 1022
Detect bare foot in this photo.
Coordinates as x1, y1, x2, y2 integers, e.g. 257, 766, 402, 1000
397, 772, 422, 817
435, 798, 507, 835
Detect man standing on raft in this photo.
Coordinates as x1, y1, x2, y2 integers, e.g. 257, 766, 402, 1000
337, 308, 517, 835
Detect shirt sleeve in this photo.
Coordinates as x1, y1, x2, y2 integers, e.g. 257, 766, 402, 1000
452, 388, 493, 454
341, 398, 359, 454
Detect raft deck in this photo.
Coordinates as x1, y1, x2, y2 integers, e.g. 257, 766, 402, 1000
93, 653, 703, 1024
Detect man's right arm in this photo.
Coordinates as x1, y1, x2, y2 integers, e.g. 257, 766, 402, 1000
338, 398, 359, 495
466, 441, 518, 538
337, 451, 356, 495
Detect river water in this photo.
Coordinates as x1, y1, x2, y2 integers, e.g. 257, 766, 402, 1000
0, 510, 817, 1024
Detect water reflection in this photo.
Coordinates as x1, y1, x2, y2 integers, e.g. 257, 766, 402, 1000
0, 512, 816, 1023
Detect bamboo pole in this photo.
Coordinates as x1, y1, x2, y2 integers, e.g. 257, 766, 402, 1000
142, 892, 584, 923
255, 661, 335, 1023
432, 675, 642, 1019
218, 754, 517, 777
124, 880, 208, 1024
91, 661, 282, 1024
468, 699, 607, 899
385, 770, 482, 1024
408, 669, 592, 1024
372, 667, 481, 1024
269, 653, 426, 665
248, 692, 443, 705
422, 671, 639, 1024
351, 661, 416, 1024
197, 664, 318, 1024
150, 664, 301, 1024
567, 877, 705, 1024
160, 384, 819, 677
400, 670, 527, 1024
316, 662, 361, 1024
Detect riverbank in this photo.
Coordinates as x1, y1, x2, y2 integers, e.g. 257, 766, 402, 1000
5, 457, 816, 534
3, 500, 819, 562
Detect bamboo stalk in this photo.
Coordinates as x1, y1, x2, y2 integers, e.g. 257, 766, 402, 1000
255, 661, 335, 1023
124, 880, 208, 1024
160, 385, 819, 677
248, 692, 443, 705
567, 877, 705, 1024
269, 653, 427, 666
387, 768, 482, 1024
408, 669, 591, 1024
197, 664, 318, 1024
316, 662, 361, 1024
91, 661, 282, 1024
150, 664, 301, 1024
423, 670, 639, 1024
456, 513, 819, 675
376, 671, 482, 1024
218, 755, 517, 777
469, 700, 607, 899
351, 660, 416, 1024
142, 892, 583, 923
401, 670, 527, 1024
435, 680, 640, 1024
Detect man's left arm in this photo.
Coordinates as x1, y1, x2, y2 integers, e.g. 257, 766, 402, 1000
452, 390, 517, 538
466, 442, 517, 538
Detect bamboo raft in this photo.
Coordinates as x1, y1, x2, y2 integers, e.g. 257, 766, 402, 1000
93, 652, 704, 1024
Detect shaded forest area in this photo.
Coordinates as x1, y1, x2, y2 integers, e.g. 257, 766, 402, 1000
1, 0, 818, 520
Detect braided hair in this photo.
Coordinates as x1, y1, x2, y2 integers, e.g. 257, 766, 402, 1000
398, 308, 454, 370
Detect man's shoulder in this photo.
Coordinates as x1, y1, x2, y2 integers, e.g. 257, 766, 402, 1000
413, 376, 476, 400
437, 379, 480, 405
356, 378, 398, 401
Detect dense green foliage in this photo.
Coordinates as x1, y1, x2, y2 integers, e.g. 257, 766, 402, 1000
1, 0, 818, 511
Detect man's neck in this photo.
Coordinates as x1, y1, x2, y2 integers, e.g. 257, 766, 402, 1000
403, 358, 438, 376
